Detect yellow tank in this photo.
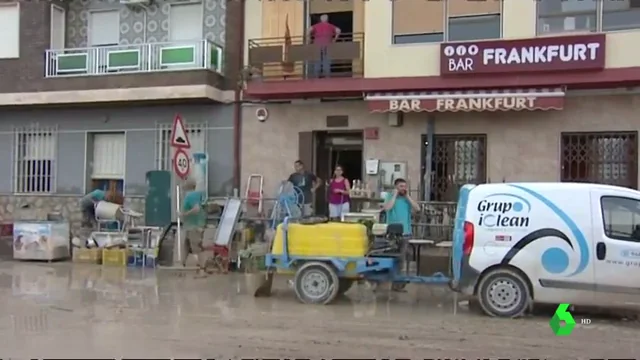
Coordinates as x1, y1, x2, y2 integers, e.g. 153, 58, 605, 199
271, 222, 369, 258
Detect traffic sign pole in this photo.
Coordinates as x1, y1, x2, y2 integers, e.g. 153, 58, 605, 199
169, 114, 191, 268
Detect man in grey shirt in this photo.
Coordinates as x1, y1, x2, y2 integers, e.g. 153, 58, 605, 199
287, 160, 321, 216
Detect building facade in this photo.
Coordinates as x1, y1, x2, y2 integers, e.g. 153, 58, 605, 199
242, 0, 640, 214
0, 0, 243, 229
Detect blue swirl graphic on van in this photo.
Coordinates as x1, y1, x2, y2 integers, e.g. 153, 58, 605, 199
477, 193, 532, 228
502, 185, 589, 276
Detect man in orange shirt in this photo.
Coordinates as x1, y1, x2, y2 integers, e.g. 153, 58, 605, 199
308, 14, 341, 78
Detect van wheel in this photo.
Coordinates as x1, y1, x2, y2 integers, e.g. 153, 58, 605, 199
477, 268, 531, 318
294, 262, 340, 305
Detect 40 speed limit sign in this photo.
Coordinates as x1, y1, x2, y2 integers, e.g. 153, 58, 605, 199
173, 149, 190, 178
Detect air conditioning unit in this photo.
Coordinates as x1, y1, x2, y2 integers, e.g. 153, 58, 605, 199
120, 0, 151, 5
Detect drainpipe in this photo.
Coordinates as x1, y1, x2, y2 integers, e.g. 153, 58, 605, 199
232, 0, 245, 193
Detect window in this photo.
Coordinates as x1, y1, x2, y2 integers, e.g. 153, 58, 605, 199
89, 10, 119, 46
392, 0, 501, 45
537, 0, 597, 34
392, 0, 445, 44
601, 196, 640, 242
448, 14, 501, 42
13, 128, 57, 193
91, 132, 125, 193
155, 123, 206, 171
429, 134, 486, 201
0, 3, 20, 58
169, 3, 203, 41
561, 132, 638, 189
603, 0, 640, 31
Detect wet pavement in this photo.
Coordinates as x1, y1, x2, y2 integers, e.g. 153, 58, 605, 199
0, 262, 638, 359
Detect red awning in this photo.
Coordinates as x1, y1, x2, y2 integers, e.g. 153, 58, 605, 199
366, 87, 565, 113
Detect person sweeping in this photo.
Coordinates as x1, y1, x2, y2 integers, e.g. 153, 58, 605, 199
180, 179, 212, 278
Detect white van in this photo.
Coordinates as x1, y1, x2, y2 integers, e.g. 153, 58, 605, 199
450, 182, 640, 317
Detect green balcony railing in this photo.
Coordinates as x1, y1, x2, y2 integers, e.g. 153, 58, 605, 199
45, 39, 223, 77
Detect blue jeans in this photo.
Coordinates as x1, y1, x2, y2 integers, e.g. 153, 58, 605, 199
313, 46, 331, 78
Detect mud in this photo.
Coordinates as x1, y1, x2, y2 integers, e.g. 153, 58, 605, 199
0, 262, 637, 359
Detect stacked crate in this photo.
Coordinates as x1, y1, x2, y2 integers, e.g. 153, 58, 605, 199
72, 248, 103, 264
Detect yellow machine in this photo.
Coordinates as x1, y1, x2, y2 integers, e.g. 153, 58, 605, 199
271, 222, 369, 258
253, 221, 370, 298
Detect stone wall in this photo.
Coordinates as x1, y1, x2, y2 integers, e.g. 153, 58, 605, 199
0, 195, 146, 235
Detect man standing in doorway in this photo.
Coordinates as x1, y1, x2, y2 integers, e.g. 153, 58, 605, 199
308, 14, 341, 78
288, 160, 322, 216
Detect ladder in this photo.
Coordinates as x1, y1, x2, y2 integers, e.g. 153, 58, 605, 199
244, 174, 264, 215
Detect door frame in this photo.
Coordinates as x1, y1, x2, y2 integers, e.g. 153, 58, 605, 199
592, 191, 640, 305
50, 4, 65, 49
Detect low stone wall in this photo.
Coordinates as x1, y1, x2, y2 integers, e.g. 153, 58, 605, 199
0, 195, 146, 235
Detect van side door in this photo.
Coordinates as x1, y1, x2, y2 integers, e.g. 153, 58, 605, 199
592, 192, 640, 307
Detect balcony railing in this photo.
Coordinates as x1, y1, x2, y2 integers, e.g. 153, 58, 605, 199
44, 39, 223, 78
247, 33, 364, 81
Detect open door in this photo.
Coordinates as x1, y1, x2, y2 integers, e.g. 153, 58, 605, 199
261, 0, 305, 78
298, 131, 315, 208
315, 133, 331, 216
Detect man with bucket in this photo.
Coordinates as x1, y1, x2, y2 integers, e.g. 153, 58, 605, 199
180, 179, 212, 278
80, 188, 121, 228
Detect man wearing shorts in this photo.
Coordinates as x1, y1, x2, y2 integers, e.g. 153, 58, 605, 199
180, 179, 210, 277
287, 160, 321, 216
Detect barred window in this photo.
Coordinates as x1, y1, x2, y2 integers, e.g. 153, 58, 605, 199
561, 132, 638, 189
430, 134, 487, 201
13, 126, 57, 193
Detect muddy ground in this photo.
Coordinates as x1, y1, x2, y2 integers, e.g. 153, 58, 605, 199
0, 262, 637, 359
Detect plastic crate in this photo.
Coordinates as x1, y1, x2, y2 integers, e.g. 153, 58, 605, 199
73, 248, 102, 264
127, 250, 144, 267
127, 249, 158, 268
144, 255, 157, 268
102, 248, 129, 266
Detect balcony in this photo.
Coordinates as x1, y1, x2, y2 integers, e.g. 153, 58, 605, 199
247, 33, 364, 81
45, 39, 224, 78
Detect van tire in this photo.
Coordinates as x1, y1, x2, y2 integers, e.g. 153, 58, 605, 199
476, 268, 531, 318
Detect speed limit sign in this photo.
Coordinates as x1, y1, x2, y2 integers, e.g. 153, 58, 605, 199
173, 149, 190, 178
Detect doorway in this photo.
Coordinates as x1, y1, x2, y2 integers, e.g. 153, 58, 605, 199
309, 11, 354, 75
313, 131, 363, 216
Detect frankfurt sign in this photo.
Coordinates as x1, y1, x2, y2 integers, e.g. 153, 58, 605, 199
440, 34, 606, 75
369, 96, 565, 113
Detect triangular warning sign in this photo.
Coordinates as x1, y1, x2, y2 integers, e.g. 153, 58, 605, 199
170, 115, 191, 149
